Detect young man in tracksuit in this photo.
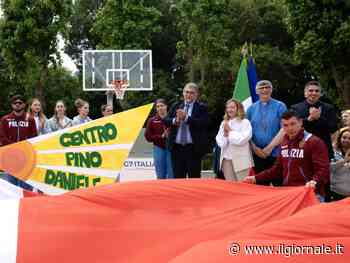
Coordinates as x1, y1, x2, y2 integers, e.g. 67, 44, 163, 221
0, 94, 37, 145
244, 110, 330, 201
0, 94, 37, 186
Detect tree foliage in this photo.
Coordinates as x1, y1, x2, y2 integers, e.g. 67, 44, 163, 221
0, 0, 71, 105
65, 0, 106, 68
91, 0, 161, 49
174, 0, 303, 133
0, 0, 349, 128
285, 0, 350, 107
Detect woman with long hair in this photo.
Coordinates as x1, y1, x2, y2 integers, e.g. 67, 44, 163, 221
47, 100, 73, 132
332, 109, 350, 147
330, 127, 350, 200
215, 99, 253, 181
27, 98, 49, 135
72, 98, 92, 126
145, 99, 173, 179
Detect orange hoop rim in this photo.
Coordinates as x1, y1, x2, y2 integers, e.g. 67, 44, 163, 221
111, 80, 129, 100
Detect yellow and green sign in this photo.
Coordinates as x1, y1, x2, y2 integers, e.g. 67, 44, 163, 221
0, 104, 153, 191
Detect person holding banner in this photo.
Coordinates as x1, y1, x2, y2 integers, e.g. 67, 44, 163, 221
145, 99, 173, 179
215, 99, 253, 181
164, 83, 209, 179
244, 110, 330, 201
27, 98, 50, 135
47, 100, 72, 132
72, 98, 92, 126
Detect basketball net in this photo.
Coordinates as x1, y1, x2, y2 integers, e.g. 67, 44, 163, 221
111, 80, 128, 100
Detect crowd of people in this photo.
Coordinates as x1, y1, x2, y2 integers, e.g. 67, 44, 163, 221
0, 94, 116, 186
0, 81, 349, 203
145, 81, 350, 202
0, 94, 114, 146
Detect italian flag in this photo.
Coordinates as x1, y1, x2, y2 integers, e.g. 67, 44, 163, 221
0, 179, 330, 263
233, 57, 252, 110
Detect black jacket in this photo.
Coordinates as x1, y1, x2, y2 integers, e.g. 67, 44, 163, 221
163, 101, 209, 157
291, 100, 337, 159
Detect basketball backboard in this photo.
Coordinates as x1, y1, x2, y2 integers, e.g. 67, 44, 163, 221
82, 50, 153, 91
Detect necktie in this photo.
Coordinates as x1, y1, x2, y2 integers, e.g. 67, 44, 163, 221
179, 103, 189, 145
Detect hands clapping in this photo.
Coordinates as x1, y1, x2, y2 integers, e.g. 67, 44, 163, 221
223, 121, 231, 137
162, 128, 170, 138
175, 109, 187, 125
308, 107, 321, 121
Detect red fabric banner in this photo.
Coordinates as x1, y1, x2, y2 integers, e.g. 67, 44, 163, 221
15, 179, 325, 263
171, 198, 350, 262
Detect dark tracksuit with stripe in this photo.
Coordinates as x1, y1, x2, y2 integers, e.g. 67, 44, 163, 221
255, 129, 330, 196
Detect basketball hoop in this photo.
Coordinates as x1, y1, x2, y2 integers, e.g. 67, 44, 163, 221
111, 80, 129, 100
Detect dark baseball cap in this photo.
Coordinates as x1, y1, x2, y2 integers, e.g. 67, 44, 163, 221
10, 94, 25, 104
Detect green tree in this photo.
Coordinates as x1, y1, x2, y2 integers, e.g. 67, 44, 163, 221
285, 0, 350, 107
90, 0, 163, 111
43, 67, 82, 118
0, 55, 13, 116
91, 0, 161, 49
65, 0, 106, 69
174, 0, 303, 123
0, 0, 71, 105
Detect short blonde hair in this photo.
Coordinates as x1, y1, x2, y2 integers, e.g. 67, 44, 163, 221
224, 99, 245, 120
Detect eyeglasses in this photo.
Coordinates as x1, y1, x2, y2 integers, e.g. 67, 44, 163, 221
257, 85, 271, 90
184, 90, 196, 94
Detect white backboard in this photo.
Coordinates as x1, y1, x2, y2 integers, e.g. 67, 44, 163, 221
82, 50, 153, 91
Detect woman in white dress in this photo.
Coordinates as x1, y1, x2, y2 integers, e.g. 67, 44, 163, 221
215, 99, 253, 181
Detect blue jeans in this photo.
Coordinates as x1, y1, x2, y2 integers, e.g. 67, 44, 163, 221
316, 194, 325, 203
153, 145, 174, 179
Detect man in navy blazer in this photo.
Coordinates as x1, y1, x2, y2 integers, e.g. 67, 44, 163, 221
164, 83, 209, 178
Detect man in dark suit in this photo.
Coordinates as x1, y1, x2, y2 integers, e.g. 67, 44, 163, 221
291, 80, 337, 160
164, 83, 209, 178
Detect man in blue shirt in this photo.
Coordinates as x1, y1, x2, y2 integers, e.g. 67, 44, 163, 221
246, 80, 287, 185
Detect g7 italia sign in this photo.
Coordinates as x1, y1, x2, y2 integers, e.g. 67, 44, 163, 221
0, 104, 153, 193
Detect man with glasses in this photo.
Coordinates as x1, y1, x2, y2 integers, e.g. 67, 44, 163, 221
246, 80, 287, 185
0, 94, 37, 146
164, 83, 209, 178
291, 80, 337, 160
